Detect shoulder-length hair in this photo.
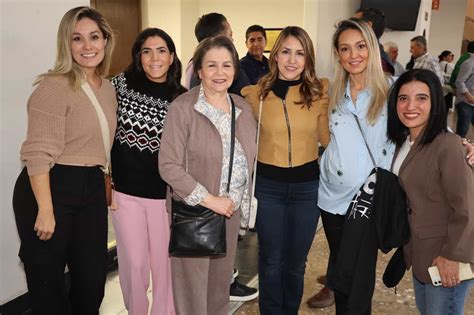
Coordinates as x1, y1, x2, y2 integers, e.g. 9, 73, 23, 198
331, 18, 389, 124
387, 69, 447, 147
36, 6, 115, 89
125, 28, 184, 101
257, 26, 323, 109
192, 35, 240, 81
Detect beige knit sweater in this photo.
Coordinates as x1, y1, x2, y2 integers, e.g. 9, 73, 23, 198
20, 75, 117, 176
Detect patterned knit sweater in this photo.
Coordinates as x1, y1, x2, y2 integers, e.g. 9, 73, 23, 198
110, 72, 173, 199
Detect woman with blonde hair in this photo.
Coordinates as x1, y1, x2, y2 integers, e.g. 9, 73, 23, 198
315, 18, 393, 314
12, 6, 116, 314
241, 26, 330, 314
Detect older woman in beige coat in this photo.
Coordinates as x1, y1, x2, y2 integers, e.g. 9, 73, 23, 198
159, 36, 257, 315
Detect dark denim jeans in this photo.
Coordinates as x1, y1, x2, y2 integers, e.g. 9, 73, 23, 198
255, 175, 320, 315
455, 101, 474, 138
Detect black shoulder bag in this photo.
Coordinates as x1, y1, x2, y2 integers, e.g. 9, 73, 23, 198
168, 98, 236, 257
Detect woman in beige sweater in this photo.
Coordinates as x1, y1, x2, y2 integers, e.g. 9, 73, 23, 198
12, 7, 116, 315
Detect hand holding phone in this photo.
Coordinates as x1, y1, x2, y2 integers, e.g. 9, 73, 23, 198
428, 263, 474, 286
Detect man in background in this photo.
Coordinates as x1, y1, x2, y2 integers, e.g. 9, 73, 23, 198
455, 41, 474, 137
240, 25, 270, 85
384, 41, 405, 76
410, 35, 444, 84
185, 12, 250, 96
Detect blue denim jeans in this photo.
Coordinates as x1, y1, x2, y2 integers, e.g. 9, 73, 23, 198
455, 101, 474, 138
255, 175, 320, 315
413, 273, 473, 315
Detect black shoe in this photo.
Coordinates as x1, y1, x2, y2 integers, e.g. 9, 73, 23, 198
233, 268, 239, 279
229, 279, 258, 301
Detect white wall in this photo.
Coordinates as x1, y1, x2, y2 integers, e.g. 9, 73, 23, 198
429, 0, 467, 63
315, 0, 360, 79
0, 0, 88, 304
142, 0, 183, 58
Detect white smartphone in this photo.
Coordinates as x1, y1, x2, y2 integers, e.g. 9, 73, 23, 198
428, 263, 474, 286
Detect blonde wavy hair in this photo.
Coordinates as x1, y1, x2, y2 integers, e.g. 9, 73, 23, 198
35, 6, 115, 89
257, 26, 323, 108
331, 18, 389, 124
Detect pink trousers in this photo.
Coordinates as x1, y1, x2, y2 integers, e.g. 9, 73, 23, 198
111, 191, 175, 315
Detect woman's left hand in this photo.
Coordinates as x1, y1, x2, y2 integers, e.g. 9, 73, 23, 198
462, 138, 474, 166
432, 256, 460, 288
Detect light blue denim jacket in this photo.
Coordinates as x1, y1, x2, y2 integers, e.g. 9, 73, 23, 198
318, 81, 395, 215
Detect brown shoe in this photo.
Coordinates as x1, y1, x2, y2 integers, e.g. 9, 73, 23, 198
317, 275, 327, 285
306, 287, 335, 308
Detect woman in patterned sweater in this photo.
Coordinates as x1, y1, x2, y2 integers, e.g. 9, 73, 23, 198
110, 28, 185, 315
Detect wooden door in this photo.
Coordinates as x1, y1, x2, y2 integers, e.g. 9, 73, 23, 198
91, 0, 141, 77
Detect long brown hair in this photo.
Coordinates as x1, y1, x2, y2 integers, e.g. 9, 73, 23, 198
257, 26, 323, 108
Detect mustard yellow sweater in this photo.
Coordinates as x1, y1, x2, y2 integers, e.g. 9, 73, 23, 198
241, 79, 330, 168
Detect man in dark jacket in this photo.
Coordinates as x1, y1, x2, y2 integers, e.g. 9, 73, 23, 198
185, 12, 250, 96
240, 25, 270, 85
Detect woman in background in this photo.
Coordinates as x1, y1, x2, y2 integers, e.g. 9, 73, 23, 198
110, 28, 185, 315
13, 6, 116, 314
438, 50, 455, 112
388, 69, 474, 315
242, 26, 330, 315
438, 50, 455, 83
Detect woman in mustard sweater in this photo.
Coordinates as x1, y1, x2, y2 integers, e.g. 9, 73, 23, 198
241, 26, 330, 315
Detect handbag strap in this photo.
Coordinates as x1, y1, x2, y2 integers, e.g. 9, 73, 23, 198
251, 98, 263, 198
227, 96, 236, 193
352, 114, 376, 168
81, 81, 111, 174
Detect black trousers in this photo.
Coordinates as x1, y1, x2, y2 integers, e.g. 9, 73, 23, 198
444, 93, 453, 112
320, 209, 345, 292
322, 209, 376, 315
13, 165, 108, 315
322, 210, 365, 315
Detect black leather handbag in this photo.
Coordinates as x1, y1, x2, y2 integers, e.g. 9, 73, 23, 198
169, 98, 236, 257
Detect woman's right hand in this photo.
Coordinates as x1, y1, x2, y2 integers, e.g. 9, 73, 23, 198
28, 173, 55, 240
202, 194, 235, 218
34, 208, 55, 241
